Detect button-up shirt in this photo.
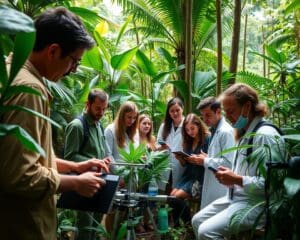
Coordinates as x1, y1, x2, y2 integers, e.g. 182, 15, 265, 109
0, 55, 60, 240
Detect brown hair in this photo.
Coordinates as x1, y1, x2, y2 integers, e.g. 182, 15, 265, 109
138, 114, 156, 151
197, 96, 221, 112
182, 113, 210, 151
162, 97, 184, 140
114, 101, 139, 148
88, 88, 108, 104
220, 83, 268, 117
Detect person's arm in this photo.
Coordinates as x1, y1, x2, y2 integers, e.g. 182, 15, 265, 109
241, 128, 285, 195
104, 125, 115, 158
55, 157, 109, 173
203, 130, 235, 169
215, 166, 243, 187
156, 123, 169, 150
216, 127, 284, 194
58, 172, 106, 197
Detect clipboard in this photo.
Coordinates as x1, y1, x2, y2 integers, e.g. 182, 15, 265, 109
57, 174, 120, 213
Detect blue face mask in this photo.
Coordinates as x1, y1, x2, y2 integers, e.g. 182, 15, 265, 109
233, 107, 249, 129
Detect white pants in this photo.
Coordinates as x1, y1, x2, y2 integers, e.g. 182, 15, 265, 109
191, 196, 264, 240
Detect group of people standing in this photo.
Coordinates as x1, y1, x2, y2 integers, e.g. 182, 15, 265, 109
0, 6, 285, 240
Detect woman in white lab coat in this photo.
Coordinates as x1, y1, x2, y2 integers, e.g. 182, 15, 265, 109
157, 97, 185, 193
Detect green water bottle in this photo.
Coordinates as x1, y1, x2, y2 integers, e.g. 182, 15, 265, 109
158, 206, 168, 233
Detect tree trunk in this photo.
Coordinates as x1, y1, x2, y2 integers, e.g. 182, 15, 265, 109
216, 0, 222, 96
262, 25, 266, 78
228, 0, 241, 85
242, 14, 248, 71
184, 0, 193, 112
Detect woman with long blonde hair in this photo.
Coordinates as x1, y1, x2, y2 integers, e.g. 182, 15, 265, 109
105, 101, 139, 162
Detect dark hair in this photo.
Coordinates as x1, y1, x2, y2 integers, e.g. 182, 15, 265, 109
182, 113, 210, 151
220, 83, 268, 117
33, 7, 94, 57
197, 97, 221, 112
162, 97, 184, 140
114, 101, 139, 148
88, 89, 108, 104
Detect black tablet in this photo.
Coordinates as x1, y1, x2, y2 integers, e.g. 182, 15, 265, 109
57, 174, 120, 213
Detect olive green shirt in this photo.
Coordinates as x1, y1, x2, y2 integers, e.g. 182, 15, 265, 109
64, 113, 111, 162
0, 55, 61, 240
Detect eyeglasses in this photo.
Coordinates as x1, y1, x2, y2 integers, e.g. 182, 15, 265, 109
68, 55, 81, 67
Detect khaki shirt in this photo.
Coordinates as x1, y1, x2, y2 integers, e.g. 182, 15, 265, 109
0, 55, 60, 240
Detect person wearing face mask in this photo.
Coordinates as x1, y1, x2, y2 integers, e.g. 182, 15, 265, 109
192, 83, 285, 240
64, 89, 112, 240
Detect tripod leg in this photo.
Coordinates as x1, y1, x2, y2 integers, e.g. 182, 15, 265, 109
111, 209, 120, 240
146, 206, 161, 240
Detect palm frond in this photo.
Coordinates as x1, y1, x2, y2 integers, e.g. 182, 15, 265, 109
229, 201, 265, 236
236, 70, 273, 88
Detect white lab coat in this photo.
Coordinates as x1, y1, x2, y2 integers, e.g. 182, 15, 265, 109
157, 119, 185, 191
201, 117, 235, 209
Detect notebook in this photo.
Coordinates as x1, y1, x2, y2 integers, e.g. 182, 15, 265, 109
57, 174, 120, 213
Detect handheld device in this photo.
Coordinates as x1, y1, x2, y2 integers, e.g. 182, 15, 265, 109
57, 174, 120, 213
172, 151, 190, 158
208, 166, 218, 173
158, 140, 167, 145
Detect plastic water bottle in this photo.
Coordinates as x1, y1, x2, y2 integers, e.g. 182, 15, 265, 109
158, 206, 168, 233
148, 178, 158, 196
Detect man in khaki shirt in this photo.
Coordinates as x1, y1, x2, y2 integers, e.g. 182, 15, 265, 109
0, 7, 108, 240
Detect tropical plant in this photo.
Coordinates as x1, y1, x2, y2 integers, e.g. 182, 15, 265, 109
117, 142, 169, 192
114, 0, 218, 111
0, 5, 59, 156
227, 132, 300, 239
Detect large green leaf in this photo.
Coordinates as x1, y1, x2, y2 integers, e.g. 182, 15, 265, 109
284, 177, 300, 198
81, 46, 103, 72
0, 5, 35, 34
156, 47, 176, 68
0, 105, 61, 129
111, 47, 139, 70
0, 124, 45, 157
286, 0, 300, 13
69, 7, 102, 27
169, 80, 189, 104
9, 31, 36, 85
283, 134, 300, 141
135, 50, 157, 77
236, 71, 273, 88
151, 65, 185, 83
2, 85, 43, 102
93, 31, 111, 62
116, 15, 132, 47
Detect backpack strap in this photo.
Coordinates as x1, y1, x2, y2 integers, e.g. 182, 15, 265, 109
76, 115, 90, 152
246, 120, 282, 157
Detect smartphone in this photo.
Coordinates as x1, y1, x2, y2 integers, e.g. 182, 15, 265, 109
158, 140, 167, 145
208, 166, 218, 173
